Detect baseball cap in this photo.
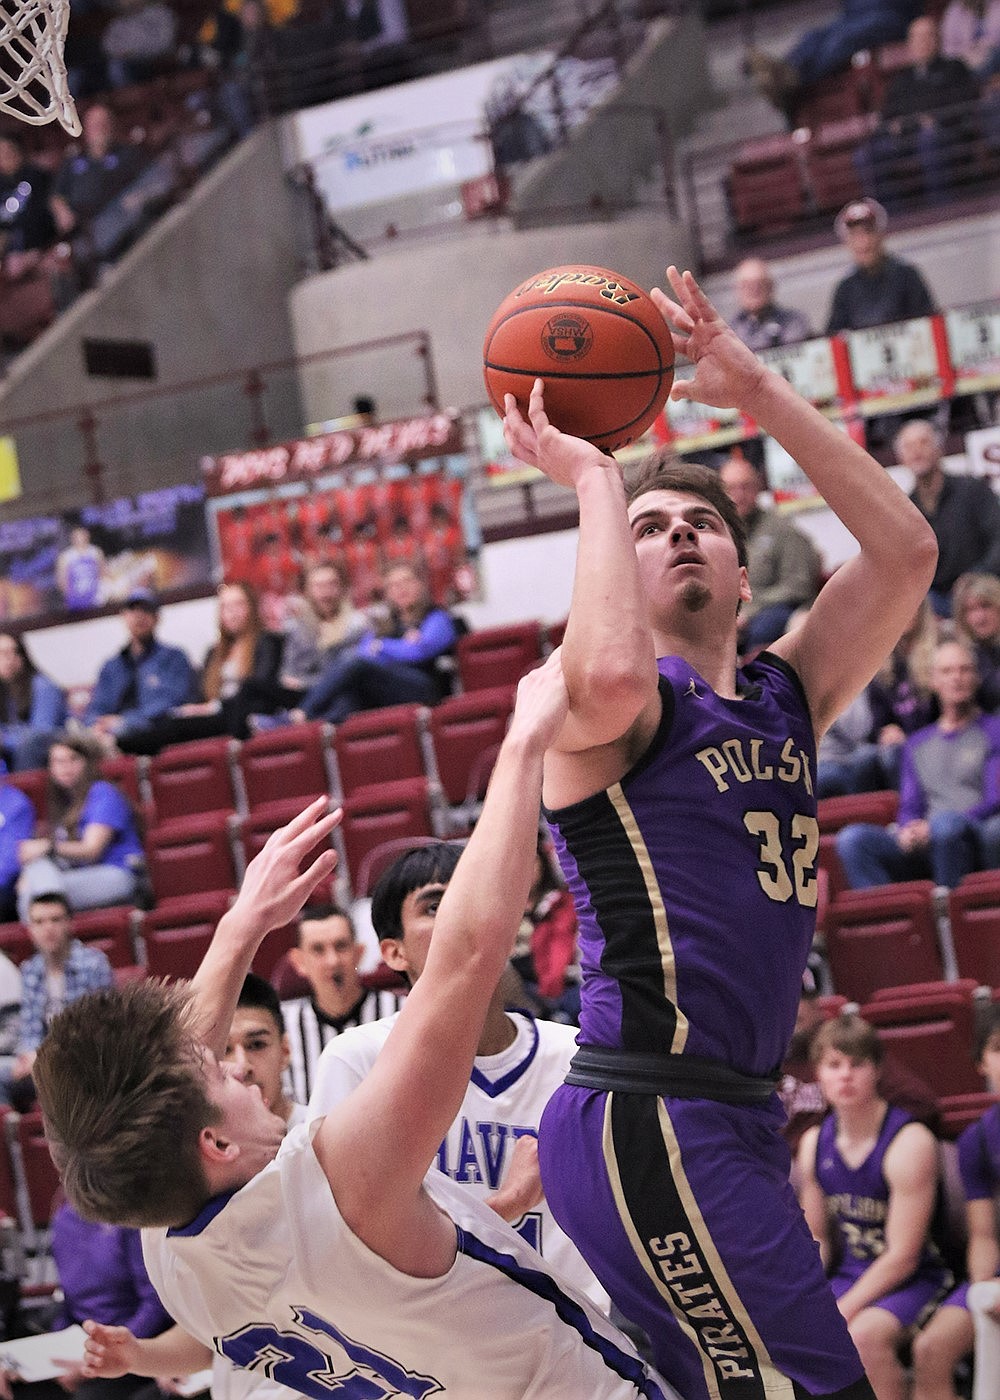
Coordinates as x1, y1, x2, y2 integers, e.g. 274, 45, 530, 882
122, 587, 159, 611
835, 197, 888, 240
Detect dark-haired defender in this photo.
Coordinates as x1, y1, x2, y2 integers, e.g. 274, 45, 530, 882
502, 266, 939, 1400
35, 662, 678, 1400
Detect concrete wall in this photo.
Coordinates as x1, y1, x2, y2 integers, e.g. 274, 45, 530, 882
0, 125, 304, 514
288, 214, 696, 422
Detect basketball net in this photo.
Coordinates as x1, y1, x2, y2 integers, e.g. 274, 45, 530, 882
0, 0, 81, 135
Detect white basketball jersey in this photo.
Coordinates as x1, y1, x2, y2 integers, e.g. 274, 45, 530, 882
308, 1011, 607, 1309
143, 1123, 671, 1400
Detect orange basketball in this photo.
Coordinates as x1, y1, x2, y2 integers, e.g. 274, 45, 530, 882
482, 265, 675, 453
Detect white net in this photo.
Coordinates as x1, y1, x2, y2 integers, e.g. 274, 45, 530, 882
0, 0, 80, 134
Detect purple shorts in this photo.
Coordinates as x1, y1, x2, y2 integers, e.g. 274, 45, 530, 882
830, 1270, 950, 1328
540, 1083, 869, 1400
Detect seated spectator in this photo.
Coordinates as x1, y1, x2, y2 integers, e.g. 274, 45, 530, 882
941, 0, 1000, 79
746, 0, 923, 113
0, 134, 57, 277
0, 632, 66, 771
49, 104, 173, 280
281, 903, 403, 1104
730, 258, 812, 352
719, 451, 821, 655
0, 1193, 173, 1400
17, 733, 144, 920
0, 891, 113, 1109
953, 572, 1000, 711
295, 562, 459, 724
101, 0, 178, 88
826, 198, 936, 334
780, 974, 940, 1158
911, 1000, 1000, 1400
855, 15, 980, 208
797, 1014, 951, 1400
901, 419, 1000, 616
868, 597, 941, 786
84, 589, 197, 748
836, 639, 1000, 889
816, 689, 886, 798
510, 831, 580, 1026
279, 560, 367, 699
118, 581, 284, 752
0, 761, 34, 923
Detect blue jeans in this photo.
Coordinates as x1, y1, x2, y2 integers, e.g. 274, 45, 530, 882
301, 653, 439, 723
787, 5, 920, 85
816, 744, 885, 799
836, 811, 1000, 889
855, 120, 962, 209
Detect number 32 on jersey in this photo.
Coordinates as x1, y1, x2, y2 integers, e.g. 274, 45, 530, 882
743, 810, 819, 906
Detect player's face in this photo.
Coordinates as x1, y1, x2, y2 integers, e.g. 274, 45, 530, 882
815, 1049, 880, 1110
627, 489, 749, 623
382, 882, 447, 981
293, 916, 360, 997
978, 1032, 1000, 1096
202, 1049, 286, 1167
223, 1008, 289, 1114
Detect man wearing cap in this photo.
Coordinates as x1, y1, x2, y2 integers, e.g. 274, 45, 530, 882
84, 589, 197, 745
730, 258, 812, 353
826, 197, 936, 334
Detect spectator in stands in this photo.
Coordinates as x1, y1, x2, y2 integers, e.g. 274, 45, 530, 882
719, 449, 821, 654
84, 589, 197, 747
901, 418, 1000, 615
0, 633, 66, 772
510, 830, 580, 1026
278, 560, 367, 699
746, 0, 923, 114
868, 597, 941, 785
954, 572, 1000, 710
0, 891, 113, 1109
816, 689, 886, 798
941, 0, 1000, 78
836, 639, 1000, 890
826, 198, 936, 333
911, 999, 1000, 1400
0, 134, 56, 277
779, 972, 941, 1158
854, 15, 980, 208
797, 1014, 951, 1400
0, 940, 20, 1085
118, 581, 285, 751
293, 562, 459, 724
50, 104, 173, 282
0, 760, 34, 923
280, 903, 403, 1104
16, 732, 144, 920
101, 0, 178, 88
0, 1194, 173, 1400
224, 971, 303, 1127
730, 258, 811, 351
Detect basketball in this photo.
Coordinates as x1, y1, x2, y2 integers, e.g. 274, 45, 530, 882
482, 265, 675, 453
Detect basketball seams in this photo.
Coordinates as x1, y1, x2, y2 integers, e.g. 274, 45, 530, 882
484, 300, 673, 373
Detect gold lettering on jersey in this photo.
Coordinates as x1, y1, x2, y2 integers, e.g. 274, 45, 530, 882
694, 735, 813, 796
646, 1232, 755, 1380
828, 1193, 888, 1225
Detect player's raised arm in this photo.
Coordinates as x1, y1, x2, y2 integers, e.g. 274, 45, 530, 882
191, 797, 341, 1058
312, 652, 568, 1273
503, 385, 660, 755
654, 267, 938, 736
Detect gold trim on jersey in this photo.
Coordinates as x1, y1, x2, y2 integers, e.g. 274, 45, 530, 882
608, 783, 688, 1055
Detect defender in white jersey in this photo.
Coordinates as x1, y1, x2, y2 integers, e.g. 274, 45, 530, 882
36, 659, 674, 1400
308, 839, 608, 1309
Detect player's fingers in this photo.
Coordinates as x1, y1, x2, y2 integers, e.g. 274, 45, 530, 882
502, 393, 526, 428
283, 807, 342, 859
292, 847, 340, 896
681, 269, 723, 321
526, 378, 551, 433
263, 795, 329, 848
650, 286, 694, 336
669, 378, 693, 402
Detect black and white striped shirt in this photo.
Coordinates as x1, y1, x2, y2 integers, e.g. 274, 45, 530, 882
281, 989, 403, 1105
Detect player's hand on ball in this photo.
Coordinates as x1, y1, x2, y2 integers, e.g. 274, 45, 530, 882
502, 381, 619, 488
652, 267, 767, 413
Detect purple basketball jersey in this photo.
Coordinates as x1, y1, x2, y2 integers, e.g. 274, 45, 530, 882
546, 652, 817, 1075
958, 1102, 1000, 1201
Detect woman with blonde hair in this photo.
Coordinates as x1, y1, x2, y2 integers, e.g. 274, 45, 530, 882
868, 597, 940, 785
953, 571, 1000, 711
